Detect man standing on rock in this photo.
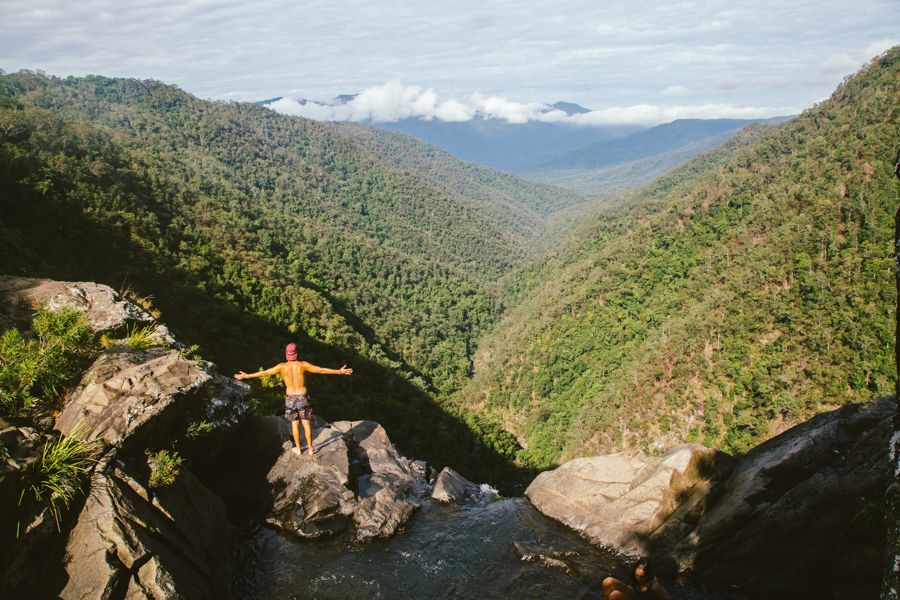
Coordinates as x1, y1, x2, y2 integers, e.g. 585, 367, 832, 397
235, 343, 352, 456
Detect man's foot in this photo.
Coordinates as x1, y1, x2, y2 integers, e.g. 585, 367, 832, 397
291, 447, 303, 456
307, 448, 315, 456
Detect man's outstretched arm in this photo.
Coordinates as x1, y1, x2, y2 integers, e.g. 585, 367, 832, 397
234, 364, 282, 380
303, 363, 353, 375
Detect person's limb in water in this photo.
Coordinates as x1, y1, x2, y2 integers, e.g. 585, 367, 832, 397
603, 559, 670, 600
602, 577, 635, 600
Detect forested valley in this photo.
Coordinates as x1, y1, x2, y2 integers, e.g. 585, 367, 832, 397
0, 47, 896, 487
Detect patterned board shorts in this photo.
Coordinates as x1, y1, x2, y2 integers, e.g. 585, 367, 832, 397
284, 393, 314, 422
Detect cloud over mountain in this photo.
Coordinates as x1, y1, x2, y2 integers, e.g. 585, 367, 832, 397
266, 82, 796, 126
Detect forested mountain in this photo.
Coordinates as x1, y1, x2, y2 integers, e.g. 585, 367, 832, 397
1, 48, 895, 486
0, 72, 579, 484
331, 122, 595, 249
455, 48, 899, 469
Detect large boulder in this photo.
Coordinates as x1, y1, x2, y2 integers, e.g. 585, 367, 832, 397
527, 397, 895, 598
261, 419, 429, 541
678, 396, 895, 599
332, 420, 429, 539
265, 427, 357, 539
56, 347, 249, 458
431, 466, 480, 504
0, 276, 153, 333
58, 450, 233, 599
525, 444, 731, 556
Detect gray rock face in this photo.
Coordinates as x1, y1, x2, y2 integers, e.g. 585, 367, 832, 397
263, 419, 429, 541
525, 444, 729, 556
56, 348, 249, 457
0, 276, 153, 333
679, 396, 895, 599
527, 398, 895, 598
59, 450, 233, 600
332, 420, 428, 539
431, 466, 480, 504
353, 487, 419, 540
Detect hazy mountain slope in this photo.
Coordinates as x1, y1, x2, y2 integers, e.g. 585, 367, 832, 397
534, 118, 786, 171
455, 48, 899, 469
0, 72, 547, 484
376, 118, 639, 171
526, 117, 791, 194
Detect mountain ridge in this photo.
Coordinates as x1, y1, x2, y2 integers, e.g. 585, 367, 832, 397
455, 48, 898, 468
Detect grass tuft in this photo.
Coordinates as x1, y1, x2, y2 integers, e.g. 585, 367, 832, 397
125, 324, 158, 351
19, 425, 99, 532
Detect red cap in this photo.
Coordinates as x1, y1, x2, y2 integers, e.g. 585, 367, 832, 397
285, 343, 298, 360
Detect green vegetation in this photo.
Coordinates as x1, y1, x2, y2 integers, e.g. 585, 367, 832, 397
146, 449, 183, 488
186, 420, 213, 438
458, 48, 899, 468
19, 428, 99, 531
0, 71, 559, 487
125, 324, 159, 351
0, 307, 97, 416
0, 49, 895, 486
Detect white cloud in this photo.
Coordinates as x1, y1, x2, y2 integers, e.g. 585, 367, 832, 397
821, 52, 859, 74
266, 82, 797, 126
865, 38, 895, 59
469, 93, 549, 124
566, 102, 798, 126
661, 85, 691, 97
4, 1, 893, 113
821, 38, 897, 74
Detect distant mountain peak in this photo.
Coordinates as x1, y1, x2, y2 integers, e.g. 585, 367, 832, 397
551, 101, 592, 115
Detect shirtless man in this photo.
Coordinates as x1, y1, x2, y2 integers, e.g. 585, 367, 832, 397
234, 343, 352, 455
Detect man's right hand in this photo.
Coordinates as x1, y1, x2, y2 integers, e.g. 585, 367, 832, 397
339, 365, 353, 375
234, 371, 248, 380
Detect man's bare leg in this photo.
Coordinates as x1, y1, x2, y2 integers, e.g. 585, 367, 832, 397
301, 419, 315, 455
290, 419, 303, 453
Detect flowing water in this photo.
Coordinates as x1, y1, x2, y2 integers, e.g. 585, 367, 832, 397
230, 492, 743, 600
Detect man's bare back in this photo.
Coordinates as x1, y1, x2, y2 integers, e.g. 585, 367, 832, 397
234, 344, 352, 455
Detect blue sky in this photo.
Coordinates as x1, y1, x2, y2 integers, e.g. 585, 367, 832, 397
0, 0, 896, 125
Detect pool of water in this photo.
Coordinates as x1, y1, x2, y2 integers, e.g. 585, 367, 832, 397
230, 494, 744, 600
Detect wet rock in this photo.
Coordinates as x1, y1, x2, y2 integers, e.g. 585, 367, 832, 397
525, 444, 731, 556
431, 466, 480, 504
513, 542, 581, 574
0, 276, 153, 333
56, 348, 249, 457
265, 432, 356, 539
59, 450, 233, 600
332, 420, 429, 538
679, 396, 895, 599
261, 419, 430, 541
353, 486, 419, 540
